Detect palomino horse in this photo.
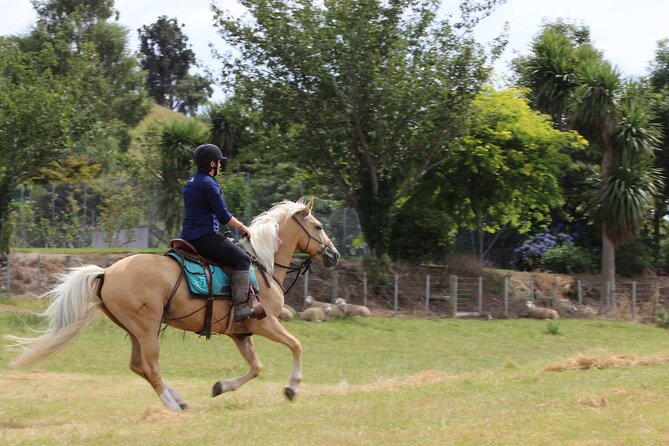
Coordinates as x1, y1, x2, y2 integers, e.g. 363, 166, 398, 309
7, 198, 339, 411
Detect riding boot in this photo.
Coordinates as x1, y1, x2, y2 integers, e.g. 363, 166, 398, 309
232, 270, 255, 322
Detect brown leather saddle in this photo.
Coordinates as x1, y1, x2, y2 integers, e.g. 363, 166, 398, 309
167, 238, 266, 338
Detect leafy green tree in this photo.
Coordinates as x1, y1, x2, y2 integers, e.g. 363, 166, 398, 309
514, 22, 662, 298
94, 176, 143, 247
203, 98, 252, 158
0, 0, 153, 255
0, 36, 107, 256
27, 0, 150, 132
138, 16, 212, 115
213, 0, 506, 258
418, 86, 586, 262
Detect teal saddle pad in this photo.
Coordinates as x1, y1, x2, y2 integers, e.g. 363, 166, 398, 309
166, 252, 259, 298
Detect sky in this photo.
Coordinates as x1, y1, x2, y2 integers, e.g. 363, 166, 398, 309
1, 0, 668, 100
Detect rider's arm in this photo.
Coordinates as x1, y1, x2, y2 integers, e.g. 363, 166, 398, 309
202, 177, 251, 239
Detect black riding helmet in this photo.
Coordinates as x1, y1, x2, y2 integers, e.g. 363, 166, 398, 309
193, 144, 227, 175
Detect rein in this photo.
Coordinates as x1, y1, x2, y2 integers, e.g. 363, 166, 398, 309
273, 214, 328, 294
275, 257, 312, 294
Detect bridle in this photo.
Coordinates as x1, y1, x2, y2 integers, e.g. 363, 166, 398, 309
274, 214, 330, 294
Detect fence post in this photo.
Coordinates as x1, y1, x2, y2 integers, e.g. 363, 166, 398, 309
4, 254, 10, 294
331, 270, 339, 302
653, 283, 660, 319
393, 274, 399, 314
449, 275, 458, 317
504, 276, 509, 318
631, 281, 637, 321
425, 274, 431, 313
551, 276, 558, 307
605, 281, 612, 310
530, 276, 535, 301
478, 276, 483, 316
303, 270, 309, 300
36, 255, 41, 291
577, 280, 582, 305
363, 272, 368, 307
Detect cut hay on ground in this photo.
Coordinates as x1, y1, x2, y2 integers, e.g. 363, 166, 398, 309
543, 353, 669, 371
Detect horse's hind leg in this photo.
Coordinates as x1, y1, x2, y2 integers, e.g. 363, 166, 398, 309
253, 318, 303, 401
100, 304, 186, 411
212, 335, 262, 397
130, 333, 186, 411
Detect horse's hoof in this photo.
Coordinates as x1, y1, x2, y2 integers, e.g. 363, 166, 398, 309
284, 386, 296, 401
212, 381, 222, 398
179, 403, 189, 410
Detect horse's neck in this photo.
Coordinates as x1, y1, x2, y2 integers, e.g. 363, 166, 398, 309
273, 242, 298, 284
273, 223, 301, 283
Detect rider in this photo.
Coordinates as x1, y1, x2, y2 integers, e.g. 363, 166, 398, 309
180, 143, 257, 322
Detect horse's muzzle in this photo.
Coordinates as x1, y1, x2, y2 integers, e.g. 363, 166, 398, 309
321, 244, 340, 268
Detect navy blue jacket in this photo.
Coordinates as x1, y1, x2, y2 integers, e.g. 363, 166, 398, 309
180, 171, 233, 241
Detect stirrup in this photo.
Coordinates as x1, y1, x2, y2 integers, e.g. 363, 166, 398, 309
234, 304, 256, 322
233, 303, 267, 322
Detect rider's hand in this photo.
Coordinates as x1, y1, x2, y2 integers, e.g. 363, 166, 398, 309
240, 224, 252, 240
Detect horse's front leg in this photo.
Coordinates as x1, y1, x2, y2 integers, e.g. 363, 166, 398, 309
252, 317, 303, 401
212, 334, 262, 397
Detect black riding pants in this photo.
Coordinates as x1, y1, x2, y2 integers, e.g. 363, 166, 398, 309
189, 233, 250, 271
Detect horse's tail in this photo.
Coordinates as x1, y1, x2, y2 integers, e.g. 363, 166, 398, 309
6, 264, 104, 368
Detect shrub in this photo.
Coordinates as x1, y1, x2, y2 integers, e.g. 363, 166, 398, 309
656, 308, 669, 329
615, 236, 653, 277
545, 321, 561, 335
514, 229, 575, 270
542, 244, 597, 274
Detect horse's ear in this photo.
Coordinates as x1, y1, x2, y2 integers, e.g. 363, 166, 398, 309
302, 197, 314, 215
296, 197, 305, 205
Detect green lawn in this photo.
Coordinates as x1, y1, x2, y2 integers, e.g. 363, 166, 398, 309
1, 297, 669, 445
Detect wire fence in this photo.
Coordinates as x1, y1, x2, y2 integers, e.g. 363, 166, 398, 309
2, 253, 667, 323
6, 181, 364, 255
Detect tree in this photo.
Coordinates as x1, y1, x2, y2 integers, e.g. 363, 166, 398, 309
514, 22, 662, 299
0, 0, 151, 256
28, 0, 149, 132
412, 86, 586, 262
648, 39, 669, 261
138, 16, 212, 115
213, 0, 507, 258
0, 36, 106, 256
149, 119, 210, 241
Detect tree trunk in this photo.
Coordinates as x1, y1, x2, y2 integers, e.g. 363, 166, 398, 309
599, 117, 617, 304
600, 227, 616, 305
0, 187, 12, 261
475, 213, 484, 263
355, 194, 392, 260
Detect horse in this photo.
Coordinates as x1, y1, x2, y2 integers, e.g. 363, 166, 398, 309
6, 198, 340, 411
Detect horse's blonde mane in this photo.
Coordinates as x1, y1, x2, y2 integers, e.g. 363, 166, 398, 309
242, 200, 308, 274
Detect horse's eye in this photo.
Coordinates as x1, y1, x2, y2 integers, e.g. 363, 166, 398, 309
315, 224, 323, 231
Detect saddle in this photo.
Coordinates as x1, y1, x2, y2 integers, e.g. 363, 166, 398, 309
166, 238, 266, 338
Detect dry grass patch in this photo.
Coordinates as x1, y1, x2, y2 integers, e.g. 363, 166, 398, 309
543, 352, 669, 371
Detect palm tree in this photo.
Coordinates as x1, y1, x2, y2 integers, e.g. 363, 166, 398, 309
156, 119, 209, 240
514, 22, 662, 302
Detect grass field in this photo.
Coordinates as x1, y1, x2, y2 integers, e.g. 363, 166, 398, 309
1, 296, 669, 445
